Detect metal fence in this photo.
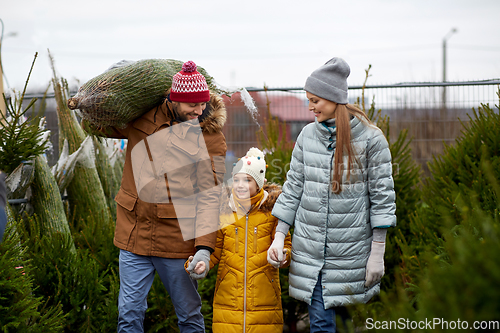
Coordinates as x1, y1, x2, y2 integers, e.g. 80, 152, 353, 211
222, 79, 500, 174
18, 79, 500, 175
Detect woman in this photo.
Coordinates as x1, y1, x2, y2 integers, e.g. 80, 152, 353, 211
267, 57, 396, 332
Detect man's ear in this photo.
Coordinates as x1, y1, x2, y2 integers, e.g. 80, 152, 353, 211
170, 101, 179, 115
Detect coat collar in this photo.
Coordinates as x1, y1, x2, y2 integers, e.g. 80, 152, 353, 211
222, 183, 281, 215
314, 116, 364, 145
229, 190, 269, 215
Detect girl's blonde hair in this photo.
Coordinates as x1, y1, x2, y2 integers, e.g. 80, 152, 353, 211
331, 103, 373, 194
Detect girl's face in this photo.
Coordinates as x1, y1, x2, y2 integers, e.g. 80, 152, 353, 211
232, 173, 259, 199
306, 92, 337, 122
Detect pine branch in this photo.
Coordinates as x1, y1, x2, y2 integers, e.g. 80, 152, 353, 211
0, 53, 50, 174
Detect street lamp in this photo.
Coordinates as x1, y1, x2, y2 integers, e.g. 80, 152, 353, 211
442, 27, 458, 109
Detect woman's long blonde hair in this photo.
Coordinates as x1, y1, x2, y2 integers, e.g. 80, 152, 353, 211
331, 103, 373, 194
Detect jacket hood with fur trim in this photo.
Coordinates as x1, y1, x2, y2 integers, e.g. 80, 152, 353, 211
220, 183, 282, 215
163, 90, 227, 134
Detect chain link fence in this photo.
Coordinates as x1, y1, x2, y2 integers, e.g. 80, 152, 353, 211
17, 79, 500, 175
222, 79, 500, 174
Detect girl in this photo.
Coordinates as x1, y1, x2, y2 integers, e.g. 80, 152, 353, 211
189, 147, 292, 332
267, 57, 396, 332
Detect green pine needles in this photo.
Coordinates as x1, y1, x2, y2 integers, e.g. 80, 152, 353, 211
257, 86, 294, 185
360, 91, 500, 332
425, 97, 500, 223
0, 53, 50, 174
0, 220, 65, 332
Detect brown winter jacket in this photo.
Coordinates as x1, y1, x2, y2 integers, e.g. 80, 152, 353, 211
84, 93, 227, 258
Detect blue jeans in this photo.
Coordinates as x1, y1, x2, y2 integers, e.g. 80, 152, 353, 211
118, 250, 204, 333
308, 274, 337, 332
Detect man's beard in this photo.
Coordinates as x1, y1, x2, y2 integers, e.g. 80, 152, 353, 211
172, 103, 191, 123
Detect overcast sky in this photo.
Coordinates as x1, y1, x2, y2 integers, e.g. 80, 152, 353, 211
2, 0, 500, 93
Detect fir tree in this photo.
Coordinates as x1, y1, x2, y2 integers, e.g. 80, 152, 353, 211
359, 66, 423, 291
257, 86, 294, 184
18, 213, 119, 332
49, 51, 112, 233
360, 91, 500, 332
0, 53, 50, 174
0, 220, 65, 332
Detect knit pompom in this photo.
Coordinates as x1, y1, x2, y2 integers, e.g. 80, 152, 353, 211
182, 61, 197, 73
246, 147, 264, 159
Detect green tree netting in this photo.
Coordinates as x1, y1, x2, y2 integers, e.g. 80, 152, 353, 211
67, 59, 220, 128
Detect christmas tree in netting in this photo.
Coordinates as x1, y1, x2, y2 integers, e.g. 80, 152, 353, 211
67, 59, 220, 128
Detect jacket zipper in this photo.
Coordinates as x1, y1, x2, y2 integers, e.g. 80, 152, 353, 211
243, 214, 249, 332
253, 226, 257, 252
326, 148, 335, 259
235, 227, 239, 254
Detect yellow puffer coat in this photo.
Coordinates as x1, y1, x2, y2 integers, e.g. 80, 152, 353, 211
210, 183, 292, 333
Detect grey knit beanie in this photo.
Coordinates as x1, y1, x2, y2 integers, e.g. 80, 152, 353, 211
304, 57, 350, 104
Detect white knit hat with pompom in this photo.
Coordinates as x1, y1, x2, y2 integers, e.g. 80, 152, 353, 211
232, 147, 267, 189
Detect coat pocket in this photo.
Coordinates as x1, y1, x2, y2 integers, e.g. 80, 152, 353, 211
156, 203, 197, 249
172, 138, 200, 156
157, 203, 196, 218
115, 189, 138, 211
114, 189, 138, 246
234, 227, 239, 254
214, 266, 238, 308
250, 268, 281, 309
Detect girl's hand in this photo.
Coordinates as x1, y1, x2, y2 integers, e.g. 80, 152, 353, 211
279, 249, 288, 267
186, 249, 210, 280
187, 255, 207, 274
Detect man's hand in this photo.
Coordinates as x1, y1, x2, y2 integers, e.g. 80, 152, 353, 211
186, 249, 210, 280
187, 256, 206, 274
365, 241, 386, 287
267, 232, 286, 268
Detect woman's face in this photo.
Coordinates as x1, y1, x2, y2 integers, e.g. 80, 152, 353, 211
306, 92, 337, 122
232, 173, 259, 199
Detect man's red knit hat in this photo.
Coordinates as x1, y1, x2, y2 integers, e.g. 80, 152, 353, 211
170, 61, 210, 103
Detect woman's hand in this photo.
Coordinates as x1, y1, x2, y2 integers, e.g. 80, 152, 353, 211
365, 241, 386, 287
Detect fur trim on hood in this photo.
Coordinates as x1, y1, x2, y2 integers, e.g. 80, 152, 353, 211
163, 89, 226, 134
259, 183, 282, 213
220, 183, 282, 215
201, 92, 227, 134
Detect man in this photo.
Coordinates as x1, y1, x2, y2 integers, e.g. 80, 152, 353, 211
84, 61, 227, 332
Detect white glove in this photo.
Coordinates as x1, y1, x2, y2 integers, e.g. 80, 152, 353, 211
187, 249, 210, 280
365, 241, 386, 287
267, 232, 286, 268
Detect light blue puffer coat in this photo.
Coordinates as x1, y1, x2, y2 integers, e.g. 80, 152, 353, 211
272, 116, 396, 308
